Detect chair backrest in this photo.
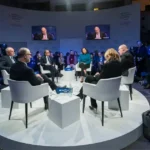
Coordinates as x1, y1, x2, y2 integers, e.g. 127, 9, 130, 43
121, 67, 136, 84
1, 70, 9, 85
8, 79, 38, 103
96, 76, 121, 101
40, 65, 44, 73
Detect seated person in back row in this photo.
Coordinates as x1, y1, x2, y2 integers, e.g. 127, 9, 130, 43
0, 47, 16, 73
77, 48, 122, 110
10, 47, 65, 110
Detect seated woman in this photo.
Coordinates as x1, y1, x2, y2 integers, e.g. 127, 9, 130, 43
77, 48, 122, 111
79, 48, 91, 82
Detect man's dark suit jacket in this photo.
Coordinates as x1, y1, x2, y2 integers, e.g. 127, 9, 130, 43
95, 60, 122, 81
40, 56, 55, 69
10, 61, 42, 86
34, 33, 53, 40
0, 55, 16, 73
87, 32, 106, 40
120, 51, 134, 76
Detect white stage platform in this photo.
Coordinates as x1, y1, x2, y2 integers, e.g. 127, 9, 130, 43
0, 79, 149, 150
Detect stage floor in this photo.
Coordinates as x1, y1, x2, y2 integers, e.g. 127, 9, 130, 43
0, 79, 149, 150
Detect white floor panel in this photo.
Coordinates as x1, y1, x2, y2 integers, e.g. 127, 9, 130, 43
0, 79, 149, 150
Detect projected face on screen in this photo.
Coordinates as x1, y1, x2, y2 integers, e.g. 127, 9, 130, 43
32, 26, 56, 40
86, 25, 110, 40
41, 27, 47, 35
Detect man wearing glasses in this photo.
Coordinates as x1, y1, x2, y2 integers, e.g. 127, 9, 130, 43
10, 47, 64, 110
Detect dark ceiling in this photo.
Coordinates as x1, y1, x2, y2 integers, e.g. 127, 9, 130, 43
0, 0, 132, 11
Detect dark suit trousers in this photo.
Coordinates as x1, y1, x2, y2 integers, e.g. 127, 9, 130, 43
41, 74, 57, 105
79, 75, 99, 108
41, 74, 57, 90
43, 65, 57, 82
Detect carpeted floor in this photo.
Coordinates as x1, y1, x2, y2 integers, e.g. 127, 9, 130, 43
122, 83, 150, 150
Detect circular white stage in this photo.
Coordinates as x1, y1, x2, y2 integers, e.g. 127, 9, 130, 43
0, 80, 149, 150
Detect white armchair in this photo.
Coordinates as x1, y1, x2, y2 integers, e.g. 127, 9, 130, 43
40, 65, 58, 83
40, 65, 50, 74
1, 70, 9, 85
121, 67, 136, 100
83, 76, 122, 126
8, 79, 49, 128
75, 63, 92, 81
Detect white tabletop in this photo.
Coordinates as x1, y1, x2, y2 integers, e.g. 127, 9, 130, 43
50, 94, 79, 104
1, 86, 10, 91
119, 85, 129, 91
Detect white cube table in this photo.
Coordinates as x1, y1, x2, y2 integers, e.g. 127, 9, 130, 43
108, 85, 130, 110
1, 87, 22, 109
48, 95, 80, 128
61, 70, 75, 82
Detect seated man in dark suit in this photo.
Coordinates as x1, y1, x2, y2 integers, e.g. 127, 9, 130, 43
34, 27, 53, 40
10, 47, 64, 110
0, 47, 16, 73
118, 44, 134, 76
40, 50, 62, 82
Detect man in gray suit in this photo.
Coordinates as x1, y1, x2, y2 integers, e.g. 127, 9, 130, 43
0, 47, 16, 73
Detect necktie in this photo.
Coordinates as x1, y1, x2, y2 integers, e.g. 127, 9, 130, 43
46, 56, 50, 65
11, 56, 15, 63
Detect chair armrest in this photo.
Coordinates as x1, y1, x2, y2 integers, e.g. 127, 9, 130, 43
83, 82, 97, 96
83, 82, 103, 101
30, 83, 49, 101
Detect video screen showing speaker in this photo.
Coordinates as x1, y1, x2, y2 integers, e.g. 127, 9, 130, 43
32, 26, 56, 40
85, 25, 110, 40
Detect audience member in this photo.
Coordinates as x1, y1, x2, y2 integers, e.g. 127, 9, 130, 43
79, 48, 91, 82
135, 41, 148, 77
74, 51, 79, 64
118, 44, 134, 76
34, 51, 42, 72
58, 52, 64, 73
67, 50, 75, 68
98, 51, 105, 71
0, 47, 16, 73
92, 50, 100, 74
77, 48, 122, 111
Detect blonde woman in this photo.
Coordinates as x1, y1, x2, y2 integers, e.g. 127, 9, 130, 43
77, 48, 122, 111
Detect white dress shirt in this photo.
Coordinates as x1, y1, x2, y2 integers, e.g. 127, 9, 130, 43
10, 56, 15, 63
46, 56, 50, 65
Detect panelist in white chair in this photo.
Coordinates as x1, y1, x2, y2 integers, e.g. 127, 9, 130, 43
0, 47, 16, 73
77, 48, 122, 110
118, 44, 134, 76
40, 50, 62, 82
10, 48, 65, 110
78, 48, 91, 82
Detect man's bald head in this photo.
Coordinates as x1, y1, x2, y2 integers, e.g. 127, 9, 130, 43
5, 47, 14, 56
118, 44, 128, 56
18, 47, 31, 63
